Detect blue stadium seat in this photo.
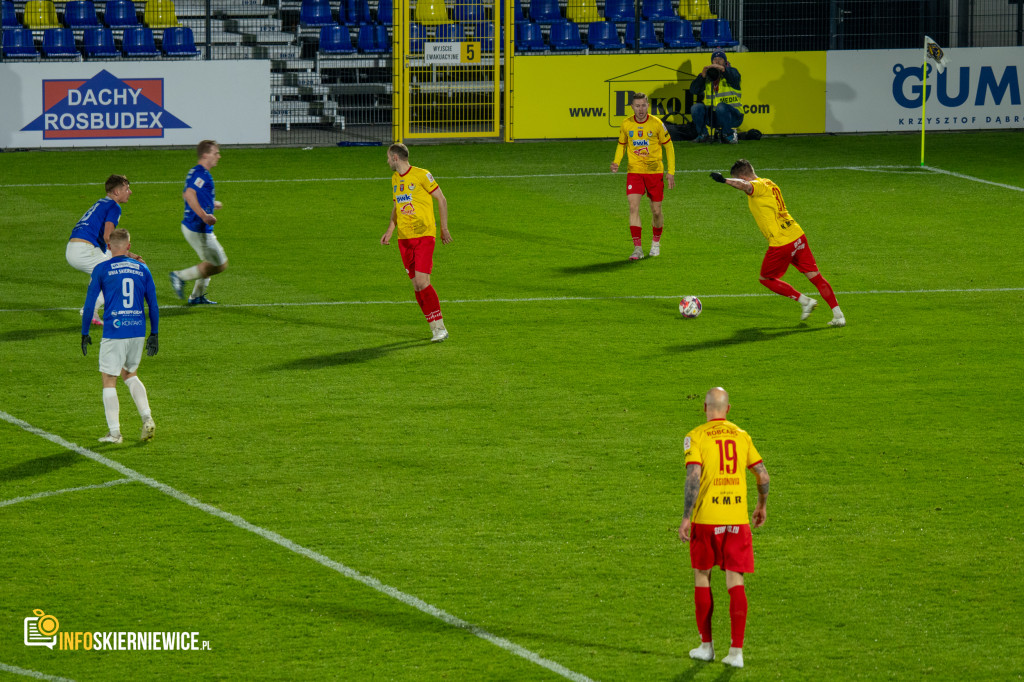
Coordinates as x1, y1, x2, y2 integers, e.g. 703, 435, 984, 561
435, 22, 464, 40
514, 20, 544, 50
2, 27, 38, 56
376, 0, 392, 25
663, 18, 697, 47
122, 25, 158, 54
603, 0, 632, 21
700, 18, 737, 47
587, 20, 622, 49
409, 21, 426, 51
103, 0, 138, 27
338, 0, 369, 25
319, 23, 355, 52
300, 0, 334, 27
528, 0, 561, 23
1, 0, 19, 27
642, 0, 675, 22
83, 25, 119, 56
548, 19, 583, 50
162, 26, 198, 55
65, 0, 101, 27
371, 23, 388, 49
476, 20, 501, 51
500, 0, 524, 24
623, 19, 659, 48
356, 22, 386, 51
42, 27, 78, 56
454, 1, 484, 23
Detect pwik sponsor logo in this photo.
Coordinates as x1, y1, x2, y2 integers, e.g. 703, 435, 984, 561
21, 69, 190, 140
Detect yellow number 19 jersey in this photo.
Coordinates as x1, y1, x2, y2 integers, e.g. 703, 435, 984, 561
746, 177, 805, 247
684, 418, 762, 525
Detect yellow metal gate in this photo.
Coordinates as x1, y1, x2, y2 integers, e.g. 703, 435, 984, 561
392, 0, 512, 140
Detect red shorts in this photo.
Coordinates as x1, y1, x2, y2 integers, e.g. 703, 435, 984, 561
398, 236, 435, 278
689, 523, 755, 573
760, 234, 820, 279
626, 173, 664, 202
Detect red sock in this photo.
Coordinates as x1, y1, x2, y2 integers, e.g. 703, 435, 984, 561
652, 227, 663, 242
809, 273, 839, 309
629, 225, 642, 247
694, 586, 713, 643
728, 585, 747, 648
760, 277, 802, 301
418, 285, 443, 323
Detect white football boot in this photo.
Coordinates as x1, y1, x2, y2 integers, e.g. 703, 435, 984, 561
689, 642, 714, 662
722, 647, 744, 668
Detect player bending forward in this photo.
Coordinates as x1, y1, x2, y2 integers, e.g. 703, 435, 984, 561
711, 159, 845, 326
679, 387, 771, 669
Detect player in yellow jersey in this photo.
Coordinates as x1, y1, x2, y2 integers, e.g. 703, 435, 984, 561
711, 159, 846, 327
381, 143, 452, 342
610, 92, 676, 261
679, 387, 770, 670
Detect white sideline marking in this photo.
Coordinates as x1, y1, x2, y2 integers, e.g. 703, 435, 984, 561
922, 166, 1024, 192
0, 165, 929, 188
0, 478, 133, 509
0, 662, 75, 682
0, 411, 596, 682
1, 286, 1022, 315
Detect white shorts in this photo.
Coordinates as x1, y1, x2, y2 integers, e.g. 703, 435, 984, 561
98, 337, 145, 376
181, 225, 228, 267
66, 240, 111, 274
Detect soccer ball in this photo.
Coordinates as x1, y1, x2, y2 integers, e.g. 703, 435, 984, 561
679, 296, 702, 318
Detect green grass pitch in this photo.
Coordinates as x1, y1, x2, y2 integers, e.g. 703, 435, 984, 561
1, 132, 1023, 681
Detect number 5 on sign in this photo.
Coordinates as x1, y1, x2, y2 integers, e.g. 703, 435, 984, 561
461, 41, 481, 63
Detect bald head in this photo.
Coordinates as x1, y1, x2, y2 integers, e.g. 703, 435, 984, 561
704, 387, 730, 419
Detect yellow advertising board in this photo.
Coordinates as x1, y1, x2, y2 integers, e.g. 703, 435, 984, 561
512, 52, 826, 138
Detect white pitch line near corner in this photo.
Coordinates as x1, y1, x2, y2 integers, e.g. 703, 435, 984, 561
0, 662, 75, 682
922, 166, 1024, 192
0, 411, 596, 682
1, 286, 1022, 315
0, 478, 133, 509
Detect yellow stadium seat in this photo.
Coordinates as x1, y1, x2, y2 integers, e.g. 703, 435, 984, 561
23, 0, 61, 28
143, 0, 179, 28
678, 0, 715, 20
414, 0, 450, 24
566, 0, 600, 24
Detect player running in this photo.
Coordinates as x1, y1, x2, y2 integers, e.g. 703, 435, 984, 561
169, 140, 227, 305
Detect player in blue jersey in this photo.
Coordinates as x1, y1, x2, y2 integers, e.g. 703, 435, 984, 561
81, 229, 159, 444
169, 140, 227, 305
66, 175, 134, 326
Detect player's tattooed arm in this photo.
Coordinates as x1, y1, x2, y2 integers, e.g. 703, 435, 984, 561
752, 462, 770, 497
683, 464, 702, 517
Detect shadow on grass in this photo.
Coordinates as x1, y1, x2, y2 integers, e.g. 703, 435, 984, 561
269, 339, 429, 370
0, 451, 81, 482
671, 662, 738, 682
0, 327, 71, 342
555, 260, 636, 276
667, 325, 830, 353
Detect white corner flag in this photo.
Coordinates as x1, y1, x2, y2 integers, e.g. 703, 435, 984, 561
925, 36, 949, 74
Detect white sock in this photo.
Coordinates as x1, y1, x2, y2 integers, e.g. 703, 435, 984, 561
191, 278, 210, 299
832, 306, 844, 317
124, 376, 151, 421
102, 387, 120, 435
175, 265, 203, 281
94, 291, 105, 318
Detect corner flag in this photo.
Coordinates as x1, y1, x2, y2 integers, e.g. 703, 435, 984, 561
925, 36, 949, 74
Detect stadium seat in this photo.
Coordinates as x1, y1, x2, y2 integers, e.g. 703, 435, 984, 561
623, 19, 659, 48
500, 0, 524, 24
409, 21, 427, 51
642, 0, 676, 22
23, 1, 60, 28
41, 27, 78, 55
663, 18, 697, 47
528, 0, 561, 23
413, 0, 449, 25
700, 18, 736, 47
454, 1, 485, 24
83, 26, 118, 56
319, 23, 355, 52
2, 27, 39, 56
548, 19, 583, 49
476, 20, 502, 51
356, 22, 386, 51
122, 25, 158, 54
64, 1, 101, 27
565, 0, 599, 24
103, 0, 138, 27
162, 26, 198, 55
514, 20, 544, 50
300, 0, 334, 26
603, 0, 632, 21
1, 0, 19, 27
587, 19, 622, 49
375, 0, 392, 25
678, 0, 714, 20
143, 0, 178, 27
435, 22, 463, 40
338, 0, 370, 25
